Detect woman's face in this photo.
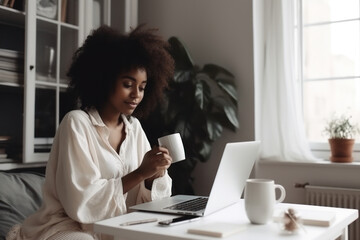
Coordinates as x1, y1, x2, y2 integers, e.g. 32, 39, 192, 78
108, 68, 147, 115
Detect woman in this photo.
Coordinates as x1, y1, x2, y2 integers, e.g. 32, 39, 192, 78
7, 25, 175, 240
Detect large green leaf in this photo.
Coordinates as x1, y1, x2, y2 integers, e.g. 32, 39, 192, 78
198, 141, 212, 162
202, 64, 234, 79
173, 70, 193, 83
213, 97, 239, 129
194, 79, 211, 110
206, 118, 223, 141
174, 116, 192, 140
168, 37, 194, 71
217, 81, 238, 102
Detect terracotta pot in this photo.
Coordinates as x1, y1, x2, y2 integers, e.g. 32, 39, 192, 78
328, 139, 355, 163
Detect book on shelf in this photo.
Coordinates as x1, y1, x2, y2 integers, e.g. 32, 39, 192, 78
34, 137, 54, 145
0, 49, 24, 84
0, 69, 23, 83
2, 0, 9, 7
0, 49, 24, 71
0, 58, 24, 72
0, 48, 24, 59
1, 0, 23, 10
0, 136, 10, 160
61, 0, 67, 22
2, 0, 14, 7
0, 158, 13, 163
8, 0, 15, 8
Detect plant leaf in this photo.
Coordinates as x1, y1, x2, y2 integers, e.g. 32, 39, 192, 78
174, 117, 192, 140
168, 37, 194, 70
198, 141, 212, 162
206, 118, 223, 141
194, 79, 211, 110
202, 64, 234, 79
174, 70, 193, 83
217, 81, 238, 102
213, 97, 239, 129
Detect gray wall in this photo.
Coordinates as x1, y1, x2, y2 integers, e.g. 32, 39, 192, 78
138, 0, 255, 195
256, 161, 360, 204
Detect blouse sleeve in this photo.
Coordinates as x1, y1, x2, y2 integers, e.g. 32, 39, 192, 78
55, 113, 127, 224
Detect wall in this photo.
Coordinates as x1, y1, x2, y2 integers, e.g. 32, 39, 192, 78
138, 0, 255, 195
256, 161, 360, 204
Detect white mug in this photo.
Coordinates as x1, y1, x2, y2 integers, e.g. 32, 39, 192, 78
244, 179, 286, 224
158, 133, 185, 163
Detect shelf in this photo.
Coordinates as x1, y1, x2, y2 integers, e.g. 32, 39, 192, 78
60, 21, 79, 30
0, 5, 25, 27
37, 15, 79, 31
0, 1, 109, 166
0, 81, 23, 88
35, 80, 68, 88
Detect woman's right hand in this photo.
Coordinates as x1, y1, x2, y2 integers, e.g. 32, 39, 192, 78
122, 147, 172, 193
137, 146, 172, 180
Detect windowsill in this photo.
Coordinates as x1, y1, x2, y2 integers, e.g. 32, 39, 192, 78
257, 159, 360, 169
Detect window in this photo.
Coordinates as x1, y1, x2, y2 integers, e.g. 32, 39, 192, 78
296, 0, 360, 159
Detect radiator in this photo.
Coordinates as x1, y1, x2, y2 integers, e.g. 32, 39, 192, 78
305, 185, 360, 240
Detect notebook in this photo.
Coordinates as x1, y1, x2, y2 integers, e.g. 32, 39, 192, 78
187, 222, 247, 238
130, 141, 260, 216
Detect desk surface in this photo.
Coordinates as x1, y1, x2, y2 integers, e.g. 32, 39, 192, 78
94, 200, 358, 240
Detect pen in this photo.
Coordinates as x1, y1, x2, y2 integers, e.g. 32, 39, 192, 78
120, 218, 158, 226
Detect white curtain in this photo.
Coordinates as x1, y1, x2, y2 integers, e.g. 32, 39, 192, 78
260, 0, 318, 162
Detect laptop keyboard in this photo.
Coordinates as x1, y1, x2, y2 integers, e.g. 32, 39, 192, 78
165, 197, 208, 212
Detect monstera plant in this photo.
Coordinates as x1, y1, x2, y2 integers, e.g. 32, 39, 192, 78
141, 37, 239, 194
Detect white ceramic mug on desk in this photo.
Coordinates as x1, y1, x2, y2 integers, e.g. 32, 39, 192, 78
244, 179, 286, 224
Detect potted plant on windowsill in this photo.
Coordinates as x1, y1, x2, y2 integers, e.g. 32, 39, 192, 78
323, 114, 360, 163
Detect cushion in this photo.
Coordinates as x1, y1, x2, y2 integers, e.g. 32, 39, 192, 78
0, 171, 45, 240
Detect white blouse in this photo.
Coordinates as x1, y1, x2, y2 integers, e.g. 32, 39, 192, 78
8, 109, 172, 240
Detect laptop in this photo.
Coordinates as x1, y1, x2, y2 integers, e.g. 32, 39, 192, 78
130, 141, 260, 217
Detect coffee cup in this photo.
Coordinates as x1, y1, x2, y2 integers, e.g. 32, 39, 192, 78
244, 179, 286, 224
158, 133, 185, 163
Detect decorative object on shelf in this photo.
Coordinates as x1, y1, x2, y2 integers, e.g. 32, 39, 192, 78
37, 0, 57, 19
44, 45, 55, 77
141, 37, 239, 194
36, 45, 56, 82
323, 113, 360, 163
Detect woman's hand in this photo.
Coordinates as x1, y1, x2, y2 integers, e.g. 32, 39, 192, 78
122, 147, 172, 193
139, 146, 172, 179
139, 146, 172, 189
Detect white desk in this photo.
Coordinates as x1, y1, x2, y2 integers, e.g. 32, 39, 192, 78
94, 200, 358, 240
